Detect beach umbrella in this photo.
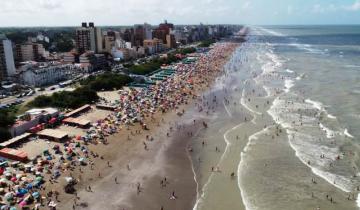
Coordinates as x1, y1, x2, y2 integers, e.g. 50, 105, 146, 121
32, 191, 40, 199
26, 183, 33, 189
19, 200, 27, 208
5, 192, 13, 201
64, 177, 73, 183
10, 206, 17, 210
48, 201, 57, 207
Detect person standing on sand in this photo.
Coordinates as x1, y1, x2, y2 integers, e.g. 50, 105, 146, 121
170, 191, 177, 200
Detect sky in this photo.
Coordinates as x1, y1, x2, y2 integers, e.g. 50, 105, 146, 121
0, 0, 359, 26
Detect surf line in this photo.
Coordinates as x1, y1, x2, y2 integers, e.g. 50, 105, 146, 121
223, 100, 232, 117
192, 121, 245, 210
237, 125, 272, 210
186, 126, 205, 206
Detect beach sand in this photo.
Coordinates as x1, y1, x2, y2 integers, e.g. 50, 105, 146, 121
35, 43, 241, 210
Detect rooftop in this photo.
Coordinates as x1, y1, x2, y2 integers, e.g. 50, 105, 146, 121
38, 129, 68, 139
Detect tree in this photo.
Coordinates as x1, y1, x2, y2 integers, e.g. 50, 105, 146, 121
0, 109, 16, 142
0, 128, 12, 142
0, 109, 16, 127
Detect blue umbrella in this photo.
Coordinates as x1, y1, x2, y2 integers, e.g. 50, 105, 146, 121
32, 191, 40, 198
26, 183, 33, 189
1, 205, 9, 210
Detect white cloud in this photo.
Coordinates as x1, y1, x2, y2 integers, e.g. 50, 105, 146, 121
311, 4, 338, 14
0, 0, 240, 26
345, 0, 360, 11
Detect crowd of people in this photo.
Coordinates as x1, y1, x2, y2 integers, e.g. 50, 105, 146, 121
0, 42, 239, 210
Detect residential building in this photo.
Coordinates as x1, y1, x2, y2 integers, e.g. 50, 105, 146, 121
63, 52, 76, 64
15, 42, 46, 63
152, 20, 174, 44
116, 48, 137, 60
111, 48, 124, 60
166, 34, 176, 49
103, 35, 115, 53
144, 23, 152, 40
19, 62, 74, 87
75, 22, 101, 54
79, 51, 107, 71
0, 34, 16, 81
96, 27, 103, 53
143, 38, 164, 54
115, 38, 127, 49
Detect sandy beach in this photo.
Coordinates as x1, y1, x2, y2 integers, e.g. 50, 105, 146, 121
31, 42, 241, 210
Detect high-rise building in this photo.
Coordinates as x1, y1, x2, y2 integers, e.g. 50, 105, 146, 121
15, 42, 46, 63
134, 25, 145, 47
103, 35, 115, 53
95, 27, 103, 53
75, 22, 102, 54
166, 34, 176, 49
0, 34, 16, 81
144, 23, 152, 40
143, 38, 164, 54
152, 20, 174, 44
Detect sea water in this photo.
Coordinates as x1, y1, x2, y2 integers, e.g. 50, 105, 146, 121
190, 26, 360, 210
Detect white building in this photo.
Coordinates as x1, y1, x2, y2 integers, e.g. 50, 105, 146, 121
20, 62, 74, 87
0, 35, 16, 80
115, 39, 127, 49
9, 108, 59, 137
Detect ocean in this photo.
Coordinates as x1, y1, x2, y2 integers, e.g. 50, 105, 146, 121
189, 26, 360, 210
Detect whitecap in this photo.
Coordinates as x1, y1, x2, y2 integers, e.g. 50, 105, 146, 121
284, 79, 295, 93
319, 123, 336, 139
344, 129, 354, 138
327, 114, 337, 119
305, 99, 324, 111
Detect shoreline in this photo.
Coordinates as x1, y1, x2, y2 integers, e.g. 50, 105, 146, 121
48, 42, 241, 210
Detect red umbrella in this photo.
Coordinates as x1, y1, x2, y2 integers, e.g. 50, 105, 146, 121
29, 127, 37, 133
49, 117, 57, 124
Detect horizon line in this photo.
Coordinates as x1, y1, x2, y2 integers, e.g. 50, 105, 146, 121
0, 23, 360, 28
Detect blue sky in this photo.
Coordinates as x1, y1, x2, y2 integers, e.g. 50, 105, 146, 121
0, 0, 359, 26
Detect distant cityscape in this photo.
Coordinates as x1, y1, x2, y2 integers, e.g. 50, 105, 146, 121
0, 21, 242, 140
0, 21, 239, 89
